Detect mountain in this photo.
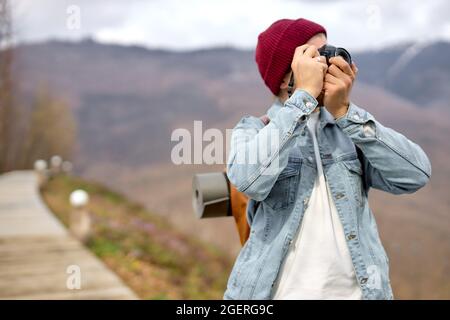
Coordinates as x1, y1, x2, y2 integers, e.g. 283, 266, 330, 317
11, 39, 450, 299
354, 41, 450, 110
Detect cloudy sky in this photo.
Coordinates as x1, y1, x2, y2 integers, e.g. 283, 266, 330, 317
10, 0, 450, 51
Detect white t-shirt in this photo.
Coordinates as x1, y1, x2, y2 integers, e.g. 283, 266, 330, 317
273, 108, 362, 300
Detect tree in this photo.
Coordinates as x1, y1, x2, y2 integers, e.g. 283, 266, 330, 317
21, 87, 77, 169
0, 0, 16, 172
0, 0, 77, 172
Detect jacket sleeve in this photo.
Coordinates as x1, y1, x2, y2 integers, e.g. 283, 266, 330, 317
336, 103, 432, 194
227, 89, 317, 201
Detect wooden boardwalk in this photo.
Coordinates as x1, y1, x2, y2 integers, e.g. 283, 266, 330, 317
0, 171, 138, 299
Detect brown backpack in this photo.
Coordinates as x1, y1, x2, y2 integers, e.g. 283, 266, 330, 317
229, 182, 250, 245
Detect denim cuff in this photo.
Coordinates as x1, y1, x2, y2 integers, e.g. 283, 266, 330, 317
236, 115, 266, 130
284, 89, 318, 115
335, 102, 375, 131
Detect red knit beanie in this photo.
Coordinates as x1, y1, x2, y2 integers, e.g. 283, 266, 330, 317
255, 18, 327, 96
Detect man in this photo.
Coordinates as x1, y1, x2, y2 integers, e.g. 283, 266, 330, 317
224, 18, 431, 300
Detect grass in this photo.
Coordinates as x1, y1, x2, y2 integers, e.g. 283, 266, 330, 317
40, 174, 233, 299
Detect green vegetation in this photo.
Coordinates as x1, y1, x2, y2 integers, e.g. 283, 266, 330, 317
41, 174, 233, 299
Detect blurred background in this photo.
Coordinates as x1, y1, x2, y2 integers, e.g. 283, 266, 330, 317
0, 0, 449, 299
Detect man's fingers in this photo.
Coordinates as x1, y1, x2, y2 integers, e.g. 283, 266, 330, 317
329, 56, 354, 78
328, 64, 353, 86
320, 61, 328, 76
294, 44, 310, 55
259, 115, 270, 126
303, 45, 319, 58
325, 73, 339, 85
328, 64, 347, 78
351, 62, 358, 75
316, 55, 327, 65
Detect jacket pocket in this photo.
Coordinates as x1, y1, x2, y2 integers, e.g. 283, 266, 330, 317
264, 159, 302, 210
342, 159, 364, 207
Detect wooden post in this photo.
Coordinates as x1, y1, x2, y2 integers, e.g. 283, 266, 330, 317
50, 155, 63, 176
33, 159, 48, 187
62, 161, 73, 174
69, 189, 91, 243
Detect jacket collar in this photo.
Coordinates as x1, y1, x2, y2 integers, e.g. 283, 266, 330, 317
319, 105, 336, 128
266, 98, 283, 120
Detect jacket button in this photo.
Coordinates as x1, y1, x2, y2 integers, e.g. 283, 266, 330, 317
336, 192, 345, 199
347, 234, 356, 240
360, 277, 368, 284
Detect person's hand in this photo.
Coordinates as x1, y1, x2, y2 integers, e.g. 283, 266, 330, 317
259, 115, 270, 126
323, 57, 358, 118
291, 44, 328, 98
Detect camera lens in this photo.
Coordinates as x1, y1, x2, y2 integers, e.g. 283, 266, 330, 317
336, 47, 352, 65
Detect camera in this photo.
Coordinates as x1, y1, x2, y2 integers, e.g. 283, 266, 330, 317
318, 44, 352, 66
287, 44, 352, 97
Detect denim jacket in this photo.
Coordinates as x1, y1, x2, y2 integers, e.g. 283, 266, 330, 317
224, 89, 431, 300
